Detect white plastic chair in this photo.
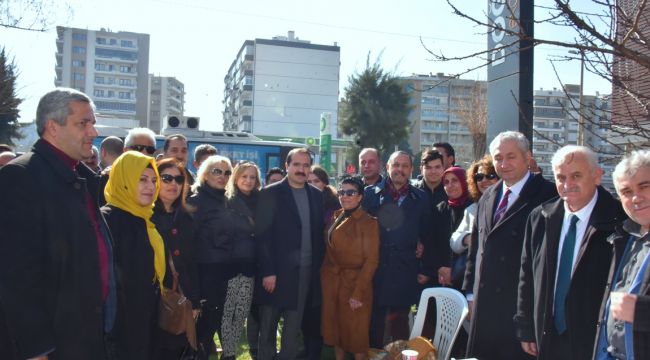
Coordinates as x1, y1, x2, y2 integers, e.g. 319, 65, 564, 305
410, 288, 469, 360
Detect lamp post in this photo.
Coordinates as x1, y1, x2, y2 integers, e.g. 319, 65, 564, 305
569, 50, 585, 146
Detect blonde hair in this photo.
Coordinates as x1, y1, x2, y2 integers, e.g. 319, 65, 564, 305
225, 161, 262, 199
192, 155, 232, 193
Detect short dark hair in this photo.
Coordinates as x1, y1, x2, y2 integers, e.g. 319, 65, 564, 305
338, 175, 365, 194
100, 136, 124, 157
433, 142, 455, 158
420, 149, 444, 166
163, 134, 188, 152
194, 144, 217, 164
265, 167, 285, 183
286, 147, 313, 165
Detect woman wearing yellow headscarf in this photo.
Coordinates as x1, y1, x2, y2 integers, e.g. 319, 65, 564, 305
102, 150, 165, 360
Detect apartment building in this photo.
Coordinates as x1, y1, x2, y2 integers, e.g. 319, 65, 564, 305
148, 75, 185, 133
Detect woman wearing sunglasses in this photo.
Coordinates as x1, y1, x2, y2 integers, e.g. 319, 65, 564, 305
321, 176, 379, 360
151, 158, 200, 359
102, 151, 166, 359
187, 155, 233, 358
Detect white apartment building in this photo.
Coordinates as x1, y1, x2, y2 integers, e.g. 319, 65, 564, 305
147, 75, 185, 133
55, 26, 150, 128
223, 31, 340, 140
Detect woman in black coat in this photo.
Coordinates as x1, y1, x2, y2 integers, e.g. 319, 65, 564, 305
102, 151, 166, 360
151, 158, 200, 359
187, 155, 233, 358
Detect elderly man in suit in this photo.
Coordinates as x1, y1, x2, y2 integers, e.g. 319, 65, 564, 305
463, 131, 557, 360
255, 148, 324, 360
594, 150, 650, 360
515, 145, 625, 359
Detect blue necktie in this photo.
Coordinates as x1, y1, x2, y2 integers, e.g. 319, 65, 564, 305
554, 215, 579, 334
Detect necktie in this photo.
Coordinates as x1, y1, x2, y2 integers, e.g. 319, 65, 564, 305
554, 214, 579, 334
492, 188, 511, 225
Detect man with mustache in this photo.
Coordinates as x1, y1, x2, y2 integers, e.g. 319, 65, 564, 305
255, 148, 324, 360
515, 145, 625, 359
362, 150, 435, 347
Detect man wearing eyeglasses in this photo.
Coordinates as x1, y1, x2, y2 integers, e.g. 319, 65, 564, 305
255, 148, 324, 360
362, 150, 435, 348
515, 145, 625, 360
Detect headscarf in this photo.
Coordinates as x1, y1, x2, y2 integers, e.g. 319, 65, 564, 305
105, 151, 166, 289
443, 166, 469, 209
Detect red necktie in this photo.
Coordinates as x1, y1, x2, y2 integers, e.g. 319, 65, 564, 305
493, 188, 511, 225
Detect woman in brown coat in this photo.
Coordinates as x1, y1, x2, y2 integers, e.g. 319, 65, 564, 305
321, 176, 380, 360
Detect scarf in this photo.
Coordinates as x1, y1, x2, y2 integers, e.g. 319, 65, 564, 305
444, 166, 469, 209
386, 177, 409, 202
105, 151, 166, 289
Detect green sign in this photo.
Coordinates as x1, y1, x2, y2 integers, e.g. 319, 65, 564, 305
320, 112, 332, 173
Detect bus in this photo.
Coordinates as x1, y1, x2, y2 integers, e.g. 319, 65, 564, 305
93, 126, 306, 176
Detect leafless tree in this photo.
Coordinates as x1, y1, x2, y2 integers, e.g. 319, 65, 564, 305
450, 82, 488, 160
1, 0, 72, 32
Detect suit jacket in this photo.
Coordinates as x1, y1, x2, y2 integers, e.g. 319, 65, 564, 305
254, 178, 324, 310
515, 186, 625, 360
593, 222, 650, 360
362, 179, 434, 306
0, 139, 110, 359
463, 172, 557, 360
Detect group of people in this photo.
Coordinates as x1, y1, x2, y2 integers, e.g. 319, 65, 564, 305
0, 87, 648, 360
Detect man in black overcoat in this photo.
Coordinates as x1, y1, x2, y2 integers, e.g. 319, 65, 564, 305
515, 145, 625, 359
463, 131, 557, 360
255, 148, 324, 360
0, 88, 116, 359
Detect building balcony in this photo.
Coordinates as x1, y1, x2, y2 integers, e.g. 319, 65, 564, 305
95, 42, 139, 52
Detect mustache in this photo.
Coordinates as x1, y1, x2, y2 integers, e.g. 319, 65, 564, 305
295, 172, 306, 177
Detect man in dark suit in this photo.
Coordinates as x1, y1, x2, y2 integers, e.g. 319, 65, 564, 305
463, 131, 557, 360
0, 88, 116, 359
515, 145, 625, 359
255, 148, 324, 360
362, 150, 435, 347
594, 149, 650, 360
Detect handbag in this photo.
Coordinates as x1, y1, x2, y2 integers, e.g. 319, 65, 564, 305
158, 254, 197, 349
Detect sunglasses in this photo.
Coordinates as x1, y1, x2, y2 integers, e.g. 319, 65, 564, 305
130, 145, 156, 155
337, 189, 359, 197
209, 168, 232, 177
160, 174, 184, 185
474, 173, 499, 182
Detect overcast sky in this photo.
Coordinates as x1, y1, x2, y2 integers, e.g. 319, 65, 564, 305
2, 0, 610, 131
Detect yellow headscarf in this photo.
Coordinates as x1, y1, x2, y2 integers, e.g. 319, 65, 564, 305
105, 151, 166, 289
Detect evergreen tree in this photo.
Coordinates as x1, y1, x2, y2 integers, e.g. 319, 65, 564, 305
0, 48, 23, 146
339, 57, 411, 161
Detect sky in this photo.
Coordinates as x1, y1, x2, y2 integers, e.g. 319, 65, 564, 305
2, 0, 612, 131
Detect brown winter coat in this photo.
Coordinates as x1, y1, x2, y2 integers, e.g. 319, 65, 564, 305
321, 207, 379, 353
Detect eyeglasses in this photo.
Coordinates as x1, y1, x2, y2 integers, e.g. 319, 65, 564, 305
474, 173, 498, 182
209, 168, 232, 177
160, 174, 185, 185
337, 189, 359, 197
130, 145, 156, 155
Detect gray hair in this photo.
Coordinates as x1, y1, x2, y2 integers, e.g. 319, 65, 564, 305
124, 127, 156, 148
387, 150, 412, 166
489, 131, 530, 157
551, 145, 599, 175
613, 149, 650, 192
36, 88, 94, 136
191, 155, 232, 193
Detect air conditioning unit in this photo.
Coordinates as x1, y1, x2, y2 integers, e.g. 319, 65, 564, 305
164, 115, 200, 130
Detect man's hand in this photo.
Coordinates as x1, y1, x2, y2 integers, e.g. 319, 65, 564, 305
349, 298, 363, 310
611, 292, 637, 323
417, 273, 430, 285
415, 241, 424, 258
521, 341, 538, 356
263, 275, 277, 293
438, 267, 452, 286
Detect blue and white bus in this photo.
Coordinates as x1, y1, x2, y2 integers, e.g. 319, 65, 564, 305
93, 126, 306, 176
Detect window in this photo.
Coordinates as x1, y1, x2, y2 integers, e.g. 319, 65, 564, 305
109, 39, 117, 45
119, 79, 132, 86
95, 62, 106, 71
95, 48, 137, 61
118, 92, 131, 99
120, 40, 134, 48
96, 37, 106, 45
244, 76, 253, 86
95, 101, 136, 112
119, 66, 131, 73
73, 73, 84, 81
72, 47, 86, 54
107, 90, 114, 97
535, 121, 545, 128
421, 108, 434, 118
72, 60, 85, 67
421, 97, 440, 105
94, 89, 104, 97
95, 76, 105, 84
72, 33, 87, 41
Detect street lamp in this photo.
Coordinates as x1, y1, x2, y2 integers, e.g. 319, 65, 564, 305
569, 50, 585, 146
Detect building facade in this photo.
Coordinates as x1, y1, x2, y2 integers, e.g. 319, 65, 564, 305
147, 75, 185, 133
55, 26, 150, 128
399, 73, 487, 168
532, 85, 617, 190
222, 31, 340, 140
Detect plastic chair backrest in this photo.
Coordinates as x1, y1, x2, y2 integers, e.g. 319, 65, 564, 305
409, 288, 469, 360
